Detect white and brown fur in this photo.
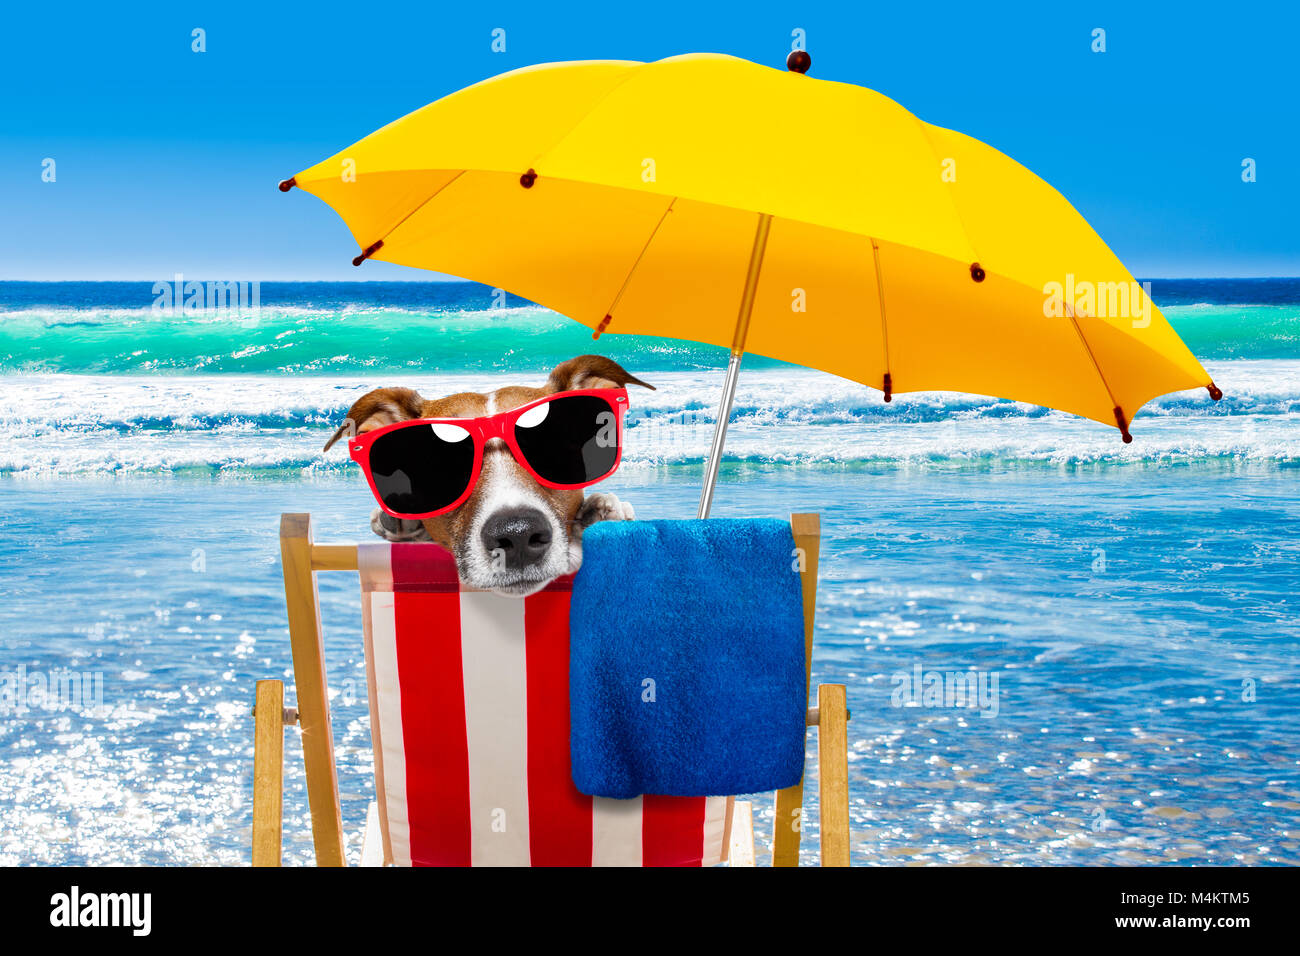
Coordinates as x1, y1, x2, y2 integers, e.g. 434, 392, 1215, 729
324, 355, 652, 597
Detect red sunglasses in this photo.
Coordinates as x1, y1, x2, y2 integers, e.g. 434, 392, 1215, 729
348, 388, 629, 520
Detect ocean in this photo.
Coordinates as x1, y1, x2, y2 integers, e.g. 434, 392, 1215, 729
1, 279, 1297, 866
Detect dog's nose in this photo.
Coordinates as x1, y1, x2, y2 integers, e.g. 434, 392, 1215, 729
480, 508, 553, 569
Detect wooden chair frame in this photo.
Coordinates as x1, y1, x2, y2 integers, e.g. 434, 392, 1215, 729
252, 511, 850, 867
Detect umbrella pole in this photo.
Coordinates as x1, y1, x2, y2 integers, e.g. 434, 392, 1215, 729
698, 351, 744, 518
698, 213, 772, 518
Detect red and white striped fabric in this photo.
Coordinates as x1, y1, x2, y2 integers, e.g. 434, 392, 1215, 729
359, 542, 729, 867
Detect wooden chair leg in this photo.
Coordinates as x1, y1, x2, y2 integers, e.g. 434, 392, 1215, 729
281, 513, 347, 867
729, 800, 756, 867
252, 679, 285, 867
772, 783, 804, 866
774, 512, 822, 867
817, 683, 850, 867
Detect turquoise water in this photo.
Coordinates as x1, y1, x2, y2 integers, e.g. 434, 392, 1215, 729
1, 280, 1298, 865
1, 279, 1299, 377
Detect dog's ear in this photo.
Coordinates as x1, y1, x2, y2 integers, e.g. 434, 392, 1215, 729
546, 355, 654, 393
323, 387, 424, 452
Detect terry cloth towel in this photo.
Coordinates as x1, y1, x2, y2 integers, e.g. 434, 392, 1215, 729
357, 541, 728, 866
569, 519, 808, 799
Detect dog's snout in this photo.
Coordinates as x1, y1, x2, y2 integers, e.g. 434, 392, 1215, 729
480, 508, 553, 569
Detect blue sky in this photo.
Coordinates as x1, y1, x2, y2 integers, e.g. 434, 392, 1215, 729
2, 0, 1296, 280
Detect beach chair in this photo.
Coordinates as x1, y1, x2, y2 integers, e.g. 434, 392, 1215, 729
251, 511, 849, 866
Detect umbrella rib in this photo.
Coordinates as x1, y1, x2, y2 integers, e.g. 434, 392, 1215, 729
593, 197, 677, 338
361, 169, 467, 255
1063, 304, 1129, 440
524, 66, 645, 173
870, 239, 893, 401
915, 118, 983, 266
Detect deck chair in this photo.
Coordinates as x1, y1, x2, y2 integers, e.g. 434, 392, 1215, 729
251, 511, 849, 866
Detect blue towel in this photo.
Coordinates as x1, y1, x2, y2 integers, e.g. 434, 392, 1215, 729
569, 519, 808, 798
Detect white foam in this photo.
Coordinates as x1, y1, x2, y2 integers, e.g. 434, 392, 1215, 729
1, 361, 1296, 476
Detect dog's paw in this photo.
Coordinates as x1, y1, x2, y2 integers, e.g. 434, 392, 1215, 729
370, 508, 434, 543
574, 492, 635, 530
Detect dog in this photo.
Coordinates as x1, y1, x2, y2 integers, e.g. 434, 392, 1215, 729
323, 355, 652, 596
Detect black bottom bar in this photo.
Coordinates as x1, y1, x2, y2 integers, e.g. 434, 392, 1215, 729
0, 865, 1283, 941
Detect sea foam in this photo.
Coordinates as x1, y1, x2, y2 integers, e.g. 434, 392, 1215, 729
1, 362, 1295, 476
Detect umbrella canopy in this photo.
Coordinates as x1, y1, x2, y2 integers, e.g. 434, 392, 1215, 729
281, 52, 1219, 512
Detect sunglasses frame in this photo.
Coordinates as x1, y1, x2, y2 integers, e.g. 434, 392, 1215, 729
348, 387, 630, 520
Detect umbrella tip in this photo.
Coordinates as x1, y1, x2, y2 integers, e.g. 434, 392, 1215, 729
278, 177, 296, 192
786, 50, 811, 74
1113, 406, 1133, 443
1207, 383, 1223, 401
882, 372, 893, 402
352, 239, 384, 267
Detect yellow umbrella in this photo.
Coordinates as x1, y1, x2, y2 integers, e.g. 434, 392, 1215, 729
280, 51, 1220, 515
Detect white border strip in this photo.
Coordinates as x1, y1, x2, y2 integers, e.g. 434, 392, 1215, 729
366, 592, 411, 867
459, 591, 532, 866
701, 796, 728, 867
360, 544, 412, 867
592, 797, 644, 867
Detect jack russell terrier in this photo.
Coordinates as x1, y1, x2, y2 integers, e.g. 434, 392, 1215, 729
324, 354, 652, 596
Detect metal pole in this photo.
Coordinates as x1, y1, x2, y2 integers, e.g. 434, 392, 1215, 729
698, 351, 744, 518
698, 213, 772, 518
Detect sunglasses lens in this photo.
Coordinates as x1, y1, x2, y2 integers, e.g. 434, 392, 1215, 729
367, 422, 475, 516
514, 395, 620, 485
